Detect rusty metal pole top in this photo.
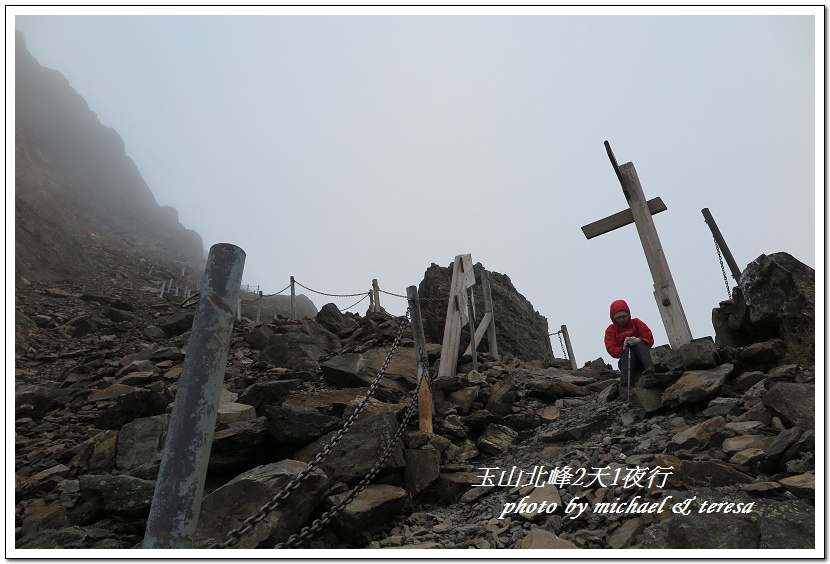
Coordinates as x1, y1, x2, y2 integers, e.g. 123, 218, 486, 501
142, 243, 245, 549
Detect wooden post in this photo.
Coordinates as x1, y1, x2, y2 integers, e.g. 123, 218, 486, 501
581, 142, 693, 348
621, 162, 693, 346
482, 270, 498, 359
255, 291, 263, 325
368, 290, 375, 312
407, 286, 433, 433
701, 207, 742, 283
290, 276, 296, 320
468, 288, 477, 372
436, 255, 470, 381
237, 297, 242, 321
372, 279, 381, 313
159, 281, 165, 299
561, 324, 577, 370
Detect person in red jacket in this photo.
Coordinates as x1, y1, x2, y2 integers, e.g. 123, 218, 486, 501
605, 299, 655, 386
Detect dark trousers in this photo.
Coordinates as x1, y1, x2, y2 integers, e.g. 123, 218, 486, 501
619, 342, 653, 385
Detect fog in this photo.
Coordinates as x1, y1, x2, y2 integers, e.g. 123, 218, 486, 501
11, 6, 821, 366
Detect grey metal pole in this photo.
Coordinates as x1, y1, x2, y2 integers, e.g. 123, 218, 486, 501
701, 207, 742, 283
142, 243, 245, 549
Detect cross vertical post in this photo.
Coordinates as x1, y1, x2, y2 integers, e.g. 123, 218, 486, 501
582, 142, 693, 348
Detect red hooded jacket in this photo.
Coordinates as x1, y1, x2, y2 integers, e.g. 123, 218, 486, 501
604, 299, 654, 359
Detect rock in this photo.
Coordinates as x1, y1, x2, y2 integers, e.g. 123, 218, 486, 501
243, 325, 274, 350
485, 376, 518, 418
721, 434, 774, 454
237, 380, 303, 410
70, 430, 119, 475
525, 377, 592, 402
93, 388, 168, 430
448, 386, 480, 414
778, 472, 814, 499
294, 412, 406, 484
661, 364, 734, 406
653, 455, 754, 488
740, 252, 815, 334
115, 416, 168, 471
640, 491, 814, 549
193, 459, 329, 548
209, 417, 278, 475
739, 340, 786, 364
78, 474, 156, 516
520, 528, 578, 549
417, 262, 553, 361
671, 416, 726, 449
156, 310, 195, 336
404, 449, 441, 495
263, 405, 341, 445
476, 423, 518, 455
761, 383, 814, 431
678, 337, 718, 369
316, 303, 359, 335
607, 517, 640, 549
328, 484, 409, 541
218, 402, 256, 424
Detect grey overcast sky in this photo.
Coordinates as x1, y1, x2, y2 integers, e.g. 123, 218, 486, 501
10, 7, 822, 366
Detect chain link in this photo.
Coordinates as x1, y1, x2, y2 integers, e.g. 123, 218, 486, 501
378, 289, 407, 299
276, 378, 421, 548
714, 241, 732, 300
557, 332, 568, 359
210, 306, 412, 549
293, 280, 367, 298
340, 292, 370, 312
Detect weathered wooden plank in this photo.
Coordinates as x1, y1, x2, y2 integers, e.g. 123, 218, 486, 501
437, 256, 469, 380
581, 197, 667, 240
462, 312, 492, 357
620, 163, 692, 346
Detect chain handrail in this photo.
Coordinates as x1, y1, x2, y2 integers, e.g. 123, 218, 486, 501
714, 241, 732, 300
378, 289, 407, 299
293, 280, 367, 298
276, 378, 421, 548
340, 292, 370, 312
210, 306, 412, 549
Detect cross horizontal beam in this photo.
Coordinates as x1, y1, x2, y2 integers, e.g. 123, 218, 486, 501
581, 197, 667, 240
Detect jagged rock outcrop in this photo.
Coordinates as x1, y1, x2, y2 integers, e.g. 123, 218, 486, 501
418, 262, 553, 362
712, 252, 814, 353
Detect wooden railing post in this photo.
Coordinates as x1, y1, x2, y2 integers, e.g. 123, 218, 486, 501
561, 324, 577, 370
290, 276, 296, 320
482, 269, 498, 359
408, 286, 433, 433
372, 279, 381, 313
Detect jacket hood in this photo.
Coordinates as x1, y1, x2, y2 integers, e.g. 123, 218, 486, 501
610, 300, 630, 321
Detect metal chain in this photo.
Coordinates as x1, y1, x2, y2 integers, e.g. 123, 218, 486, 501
340, 292, 370, 312
263, 284, 292, 297
557, 332, 568, 359
276, 376, 422, 548
714, 241, 732, 299
378, 289, 407, 299
210, 306, 412, 549
293, 280, 367, 298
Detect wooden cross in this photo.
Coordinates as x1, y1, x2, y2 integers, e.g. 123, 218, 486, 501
581, 141, 693, 348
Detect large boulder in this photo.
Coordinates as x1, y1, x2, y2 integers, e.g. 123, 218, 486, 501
417, 262, 553, 361
193, 459, 328, 549
715, 252, 816, 348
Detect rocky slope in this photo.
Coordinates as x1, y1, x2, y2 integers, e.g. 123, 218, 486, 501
15, 30, 205, 285
14, 252, 816, 551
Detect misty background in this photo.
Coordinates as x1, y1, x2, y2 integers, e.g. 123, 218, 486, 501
10, 8, 820, 366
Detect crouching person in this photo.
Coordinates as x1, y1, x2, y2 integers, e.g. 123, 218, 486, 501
604, 300, 655, 387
